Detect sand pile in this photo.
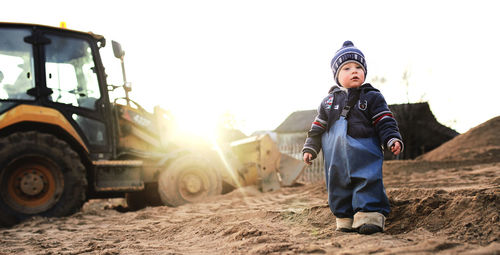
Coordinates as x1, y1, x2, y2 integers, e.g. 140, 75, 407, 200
418, 116, 500, 162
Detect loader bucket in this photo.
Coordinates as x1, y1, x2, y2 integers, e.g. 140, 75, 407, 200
229, 134, 305, 192
278, 154, 306, 186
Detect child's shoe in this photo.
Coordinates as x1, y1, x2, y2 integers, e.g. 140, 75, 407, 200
352, 212, 385, 235
335, 218, 354, 232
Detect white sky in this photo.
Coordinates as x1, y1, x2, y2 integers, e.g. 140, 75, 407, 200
4, 0, 500, 136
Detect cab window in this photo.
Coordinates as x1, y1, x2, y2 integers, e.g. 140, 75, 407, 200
45, 34, 101, 110
0, 28, 35, 103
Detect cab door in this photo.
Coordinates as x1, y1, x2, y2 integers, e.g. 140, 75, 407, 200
40, 29, 113, 160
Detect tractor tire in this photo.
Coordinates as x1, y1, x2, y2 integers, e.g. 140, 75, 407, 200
158, 155, 222, 207
0, 131, 87, 227
125, 183, 163, 210
125, 191, 147, 211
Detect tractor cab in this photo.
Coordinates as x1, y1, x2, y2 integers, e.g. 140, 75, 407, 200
0, 23, 114, 160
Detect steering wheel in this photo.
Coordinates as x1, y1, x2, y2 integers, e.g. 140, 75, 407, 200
113, 97, 145, 112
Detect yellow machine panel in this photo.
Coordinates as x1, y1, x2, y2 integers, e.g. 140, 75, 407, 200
0, 105, 88, 152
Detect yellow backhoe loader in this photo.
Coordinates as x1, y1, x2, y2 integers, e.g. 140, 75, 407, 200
0, 23, 305, 226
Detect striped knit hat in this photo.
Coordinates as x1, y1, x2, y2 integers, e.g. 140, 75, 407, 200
331, 41, 367, 86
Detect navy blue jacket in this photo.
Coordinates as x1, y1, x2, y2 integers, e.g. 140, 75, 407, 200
302, 83, 404, 159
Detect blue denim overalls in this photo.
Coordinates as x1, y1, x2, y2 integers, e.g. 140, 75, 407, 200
321, 105, 390, 218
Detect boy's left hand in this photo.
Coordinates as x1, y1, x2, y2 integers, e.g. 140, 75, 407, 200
391, 141, 402, 155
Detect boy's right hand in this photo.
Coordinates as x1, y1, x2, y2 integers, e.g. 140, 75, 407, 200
303, 152, 313, 165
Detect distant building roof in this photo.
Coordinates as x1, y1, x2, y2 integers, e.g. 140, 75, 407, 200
274, 109, 317, 133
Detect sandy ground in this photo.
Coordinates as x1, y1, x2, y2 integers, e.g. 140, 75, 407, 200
0, 158, 498, 255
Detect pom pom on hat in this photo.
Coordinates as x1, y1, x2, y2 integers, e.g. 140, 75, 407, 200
342, 40, 354, 48
331, 41, 367, 86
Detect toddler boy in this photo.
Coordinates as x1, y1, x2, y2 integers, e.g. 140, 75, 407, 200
302, 41, 403, 234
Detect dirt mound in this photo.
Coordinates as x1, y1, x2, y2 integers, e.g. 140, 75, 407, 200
418, 116, 500, 162
387, 188, 499, 245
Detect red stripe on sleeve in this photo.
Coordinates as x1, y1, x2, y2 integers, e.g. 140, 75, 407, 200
372, 113, 393, 126
313, 121, 326, 129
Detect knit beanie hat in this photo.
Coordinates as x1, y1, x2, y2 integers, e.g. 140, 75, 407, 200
331, 41, 367, 86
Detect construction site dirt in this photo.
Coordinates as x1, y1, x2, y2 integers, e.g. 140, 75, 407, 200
0, 117, 499, 254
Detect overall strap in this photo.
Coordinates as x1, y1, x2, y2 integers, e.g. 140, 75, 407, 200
341, 89, 361, 119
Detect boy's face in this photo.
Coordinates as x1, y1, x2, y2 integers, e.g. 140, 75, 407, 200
338, 62, 365, 88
